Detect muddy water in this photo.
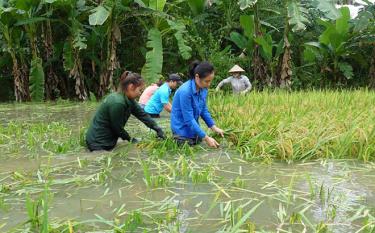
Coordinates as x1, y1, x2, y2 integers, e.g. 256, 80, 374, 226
2, 155, 375, 232
1, 104, 375, 232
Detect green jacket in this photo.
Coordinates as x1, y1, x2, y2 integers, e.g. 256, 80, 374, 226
86, 92, 162, 149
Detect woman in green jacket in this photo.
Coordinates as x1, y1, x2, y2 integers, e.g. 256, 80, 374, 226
86, 71, 165, 151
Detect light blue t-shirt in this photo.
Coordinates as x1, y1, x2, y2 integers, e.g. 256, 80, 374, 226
144, 83, 171, 114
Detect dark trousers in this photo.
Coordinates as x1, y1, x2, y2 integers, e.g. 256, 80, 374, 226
86, 140, 115, 152
148, 113, 160, 118
173, 135, 202, 146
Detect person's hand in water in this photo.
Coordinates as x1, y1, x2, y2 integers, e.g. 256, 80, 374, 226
204, 135, 220, 148
211, 125, 224, 138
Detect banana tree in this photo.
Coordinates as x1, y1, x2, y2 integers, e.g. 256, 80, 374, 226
299, 0, 359, 86
62, 0, 88, 101
88, 0, 125, 98
235, 0, 316, 89
231, 0, 284, 88
351, 2, 375, 87
136, 0, 192, 83
3, 0, 67, 101
41, 18, 59, 100
305, 7, 354, 85
275, 0, 310, 89
235, 0, 290, 88
40, 0, 60, 100
12, 0, 47, 101
0, 3, 31, 101
236, 0, 269, 87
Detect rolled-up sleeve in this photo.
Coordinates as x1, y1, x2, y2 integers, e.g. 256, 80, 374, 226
180, 90, 206, 139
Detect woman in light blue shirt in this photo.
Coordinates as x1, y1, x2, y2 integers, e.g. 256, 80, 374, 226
171, 61, 224, 148
144, 74, 182, 118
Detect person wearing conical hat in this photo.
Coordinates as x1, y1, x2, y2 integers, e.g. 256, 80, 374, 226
215, 65, 252, 94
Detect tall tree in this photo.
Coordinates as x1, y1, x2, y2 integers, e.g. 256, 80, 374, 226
63, 0, 88, 100
0, 3, 31, 101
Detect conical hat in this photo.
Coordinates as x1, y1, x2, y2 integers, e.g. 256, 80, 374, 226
229, 65, 245, 73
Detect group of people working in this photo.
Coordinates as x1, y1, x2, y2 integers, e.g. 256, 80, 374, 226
85, 62, 251, 151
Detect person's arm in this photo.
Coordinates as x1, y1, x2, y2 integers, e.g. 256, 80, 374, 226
108, 103, 131, 141
163, 102, 172, 113
215, 77, 231, 91
160, 88, 171, 113
131, 101, 165, 138
178, 89, 220, 148
242, 76, 252, 94
200, 93, 224, 138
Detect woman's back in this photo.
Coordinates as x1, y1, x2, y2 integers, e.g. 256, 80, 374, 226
139, 84, 159, 105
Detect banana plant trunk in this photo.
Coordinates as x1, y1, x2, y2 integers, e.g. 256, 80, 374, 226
70, 51, 88, 101
42, 21, 59, 100
98, 21, 120, 98
252, 4, 269, 89
3, 27, 31, 102
12, 54, 31, 102
279, 21, 292, 89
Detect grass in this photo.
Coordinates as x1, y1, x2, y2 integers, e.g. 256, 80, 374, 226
2, 90, 375, 162
208, 89, 375, 162
132, 89, 375, 162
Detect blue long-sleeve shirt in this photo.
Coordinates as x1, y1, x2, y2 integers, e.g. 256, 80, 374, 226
171, 79, 215, 139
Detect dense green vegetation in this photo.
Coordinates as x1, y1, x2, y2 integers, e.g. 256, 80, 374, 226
0, 0, 374, 102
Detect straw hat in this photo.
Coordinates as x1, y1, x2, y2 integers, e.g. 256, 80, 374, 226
228, 65, 245, 73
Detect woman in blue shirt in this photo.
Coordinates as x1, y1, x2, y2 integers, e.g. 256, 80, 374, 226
171, 61, 224, 148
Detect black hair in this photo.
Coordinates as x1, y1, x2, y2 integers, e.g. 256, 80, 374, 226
119, 71, 144, 91
188, 60, 214, 79
156, 79, 164, 87
167, 73, 181, 82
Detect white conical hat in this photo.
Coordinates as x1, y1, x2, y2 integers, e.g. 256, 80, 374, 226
229, 65, 245, 73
